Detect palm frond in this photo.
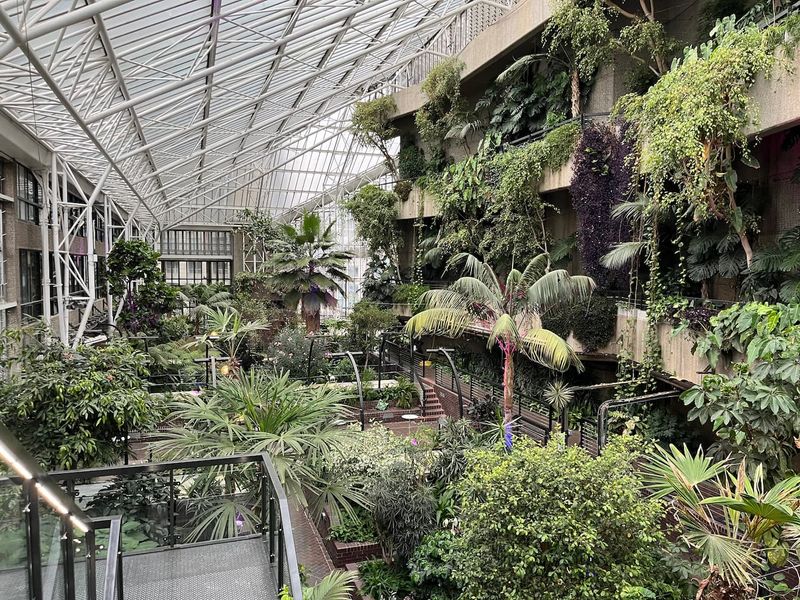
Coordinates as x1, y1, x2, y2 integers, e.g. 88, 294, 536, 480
519, 328, 580, 372
527, 270, 595, 310
303, 570, 358, 600
601, 241, 647, 270
405, 308, 473, 339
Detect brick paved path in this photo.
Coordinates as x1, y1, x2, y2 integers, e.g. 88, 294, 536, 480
288, 497, 336, 586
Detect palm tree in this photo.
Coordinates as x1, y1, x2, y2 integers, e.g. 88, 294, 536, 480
268, 212, 353, 332
155, 371, 363, 539
179, 284, 232, 334
193, 307, 266, 374
405, 253, 595, 424
643, 444, 800, 598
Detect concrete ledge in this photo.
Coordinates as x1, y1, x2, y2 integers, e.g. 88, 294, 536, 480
397, 185, 439, 219
392, 0, 552, 119
746, 50, 800, 137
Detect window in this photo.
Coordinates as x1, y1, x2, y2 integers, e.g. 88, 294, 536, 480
0, 157, 10, 198
16, 167, 41, 224
19, 249, 43, 320
67, 193, 87, 237
69, 254, 88, 296
161, 260, 233, 286
94, 208, 105, 243
161, 230, 233, 256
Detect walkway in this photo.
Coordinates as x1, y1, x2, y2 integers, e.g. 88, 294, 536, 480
288, 498, 335, 586
122, 538, 275, 600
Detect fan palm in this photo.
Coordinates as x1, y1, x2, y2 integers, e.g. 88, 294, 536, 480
405, 253, 595, 424
154, 371, 364, 539
268, 212, 353, 332
193, 307, 266, 374
642, 444, 800, 598
179, 284, 233, 334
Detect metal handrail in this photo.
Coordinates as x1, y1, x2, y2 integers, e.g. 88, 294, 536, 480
597, 391, 680, 451
49, 452, 305, 600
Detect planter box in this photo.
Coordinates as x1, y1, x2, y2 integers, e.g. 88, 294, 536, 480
316, 513, 381, 568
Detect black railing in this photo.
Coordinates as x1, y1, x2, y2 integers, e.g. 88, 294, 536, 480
48, 453, 304, 600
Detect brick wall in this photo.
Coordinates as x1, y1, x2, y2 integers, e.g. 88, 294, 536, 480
316, 513, 381, 568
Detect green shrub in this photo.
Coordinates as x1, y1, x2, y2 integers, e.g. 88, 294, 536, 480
358, 560, 413, 599
371, 462, 436, 564
408, 530, 460, 600
398, 142, 427, 180
328, 507, 377, 543
541, 294, 618, 353
394, 180, 413, 202
342, 185, 401, 259
452, 437, 678, 600
392, 283, 429, 306
262, 326, 327, 379
0, 334, 161, 469
157, 314, 190, 342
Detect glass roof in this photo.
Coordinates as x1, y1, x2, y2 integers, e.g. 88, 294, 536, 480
0, 0, 513, 230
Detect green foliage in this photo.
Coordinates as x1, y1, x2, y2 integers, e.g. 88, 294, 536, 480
87, 474, 170, 548
392, 283, 429, 307
366, 376, 417, 410
408, 530, 460, 600
416, 57, 465, 162
268, 212, 353, 331
300, 570, 359, 600
328, 507, 377, 543
541, 294, 618, 352
342, 185, 401, 259
262, 325, 328, 379
478, 57, 570, 141
370, 461, 437, 564
361, 256, 401, 304
347, 299, 398, 357
452, 437, 678, 599
435, 124, 579, 270
394, 180, 412, 202
429, 418, 481, 486
351, 96, 398, 176
398, 140, 427, 180
746, 225, 800, 302
643, 444, 800, 593
615, 18, 799, 266
683, 302, 800, 475
106, 239, 162, 297
358, 560, 413, 599
0, 335, 159, 469
156, 371, 357, 520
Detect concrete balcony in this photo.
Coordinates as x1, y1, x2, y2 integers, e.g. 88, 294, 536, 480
391, 0, 552, 120
397, 185, 440, 219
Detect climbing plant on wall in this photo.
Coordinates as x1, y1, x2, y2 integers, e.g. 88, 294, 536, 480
569, 120, 633, 289
415, 57, 465, 166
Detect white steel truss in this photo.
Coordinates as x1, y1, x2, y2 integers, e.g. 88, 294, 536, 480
0, 0, 515, 227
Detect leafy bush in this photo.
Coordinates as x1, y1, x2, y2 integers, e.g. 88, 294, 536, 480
328, 507, 377, 543
392, 283, 429, 307
358, 560, 413, 599
342, 185, 401, 259
683, 302, 800, 475
0, 334, 161, 469
262, 326, 327, 379
394, 180, 413, 202
429, 419, 479, 486
361, 256, 401, 304
347, 299, 398, 357
366, 376, 417, 409
541, 294, 618, 353
370, 462, 436, 564
157, 314, 190, 342
465, 391, 499, 430
398, 142, 427, 180
408, 530, 460, 600
452, 437, 678, 599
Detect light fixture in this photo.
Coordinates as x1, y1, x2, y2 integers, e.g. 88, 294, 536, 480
35, 482, 69, 515
0, 442, 33, 480
69, 515, 90, 533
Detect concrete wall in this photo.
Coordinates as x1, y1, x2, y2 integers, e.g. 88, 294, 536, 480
397, 186, 439, 220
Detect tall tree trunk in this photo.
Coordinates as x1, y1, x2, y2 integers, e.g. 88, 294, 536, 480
502, 349, 515, 424
570, 67, 581, 118
302, 298, 321, 332
738, 230, 754, 268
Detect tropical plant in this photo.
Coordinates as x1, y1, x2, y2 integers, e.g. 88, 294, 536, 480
370, 461, 436, 564
155, 371, 359, 526
261, 325, 328, 380
193, 307, 267, 373
642, 444, 800, 598
406, 253, 594, 424
0, 331, 160, 469
279, 571, 359, 600
683, 302, 800, 476
398, 139, 427, 180
358, 560, 414, 599
745, 226, 800, 302
415, 57, 465, 163
347, 299, 397, 361
351, 96, 399, 178
342, 185, 401, 261
180, 284, 233, 334
268, 212, 353, 332
540, 293, 618, 353
453, 436, 679, 599
408, 530, 460, 600
544, 0, 612, 117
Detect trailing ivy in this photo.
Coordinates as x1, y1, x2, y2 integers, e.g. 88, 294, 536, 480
432, 124, 580, 271
343, 184, 401, 262
541, 294, 618, 353
415, 57, 465, 165
570, 121, 633, 288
